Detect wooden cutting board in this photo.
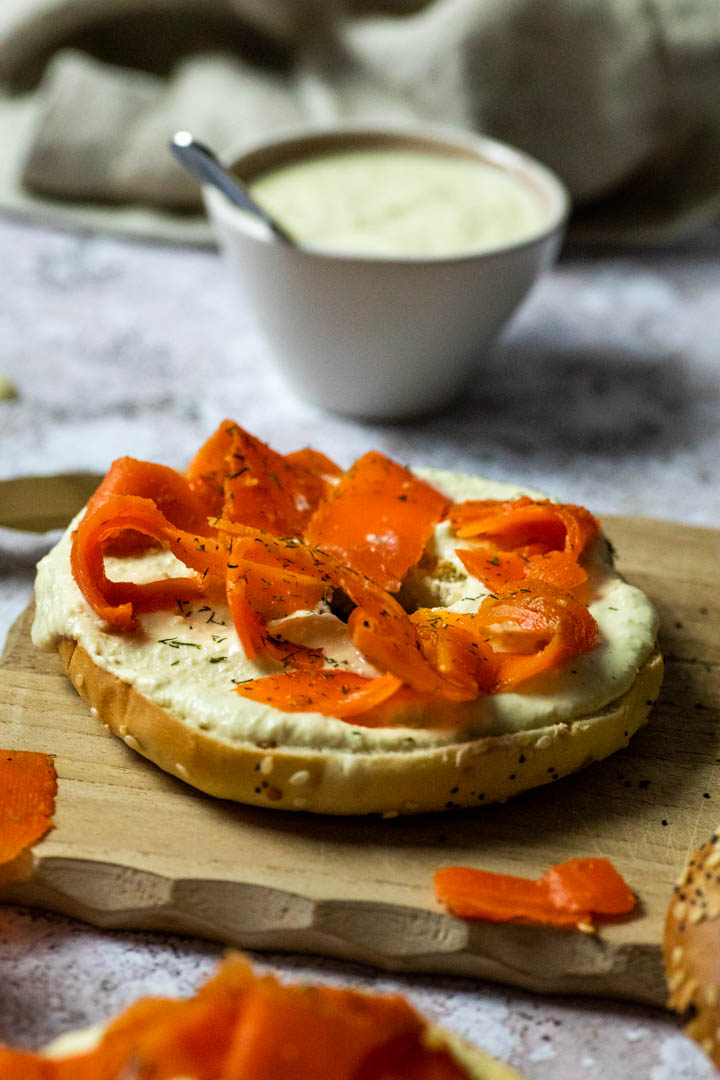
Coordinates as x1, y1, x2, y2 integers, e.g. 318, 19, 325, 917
1, 516, 718, 1007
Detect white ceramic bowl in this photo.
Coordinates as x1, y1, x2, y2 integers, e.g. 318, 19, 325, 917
204, 123, 569, 420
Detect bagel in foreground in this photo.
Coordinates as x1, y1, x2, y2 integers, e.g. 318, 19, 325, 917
3, 953, 527, 1079
32, 425, 662, 815
664, 830, 720, 1068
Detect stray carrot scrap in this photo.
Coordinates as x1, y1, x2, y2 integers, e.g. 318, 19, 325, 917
0, 955, 472, 1079
0, 750, 57, 881
434, 858, 635, 929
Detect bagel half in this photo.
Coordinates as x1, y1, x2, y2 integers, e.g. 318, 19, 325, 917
32, 452, 662, 816
664, 830, 720, 1068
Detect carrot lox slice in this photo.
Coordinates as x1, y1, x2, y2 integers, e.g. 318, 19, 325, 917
0, 750, 56, 879
472, 582, 598, 691
450, 497, 598, 557
410, 610, 498, 697
543, 858, 636, 917
185, 419, 237, 517
71, 494, 227, 632
85, 457, 215, 546
304, 451, 450, 592
235, 670, 403, 718
457, 547, 588, 591
0, 1048, 52, 1078
215, 522, 462, 700
435, 858, 635, 928
222, 424, 334, 536
223, 978, 422, 1080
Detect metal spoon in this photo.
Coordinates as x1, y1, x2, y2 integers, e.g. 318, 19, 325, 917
170, 131, 295, 245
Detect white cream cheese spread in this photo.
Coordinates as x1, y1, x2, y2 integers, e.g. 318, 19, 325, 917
32, 469, 658, 755
249, 149, 548, 257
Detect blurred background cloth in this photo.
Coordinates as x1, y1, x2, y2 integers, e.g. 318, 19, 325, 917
0, 0, 719, 245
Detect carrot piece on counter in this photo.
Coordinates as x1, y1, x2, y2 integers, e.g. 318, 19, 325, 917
543, 858, 636, 916
304, 451, 450, 592
0, 750, 57, 882
223, 424, 334, 536
435, 858, 635, 928
71, 494, 227, 631
234, 670, 403, 718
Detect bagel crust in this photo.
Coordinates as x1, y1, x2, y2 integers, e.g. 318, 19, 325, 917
664, 831, 720, 1067
35, 464, 662, 816
57, 636, 662, 815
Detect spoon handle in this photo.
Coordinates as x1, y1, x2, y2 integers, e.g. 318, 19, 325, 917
170, 132, 294, 245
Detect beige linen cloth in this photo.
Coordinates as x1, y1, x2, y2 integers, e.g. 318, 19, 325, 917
0, 0, 718, 245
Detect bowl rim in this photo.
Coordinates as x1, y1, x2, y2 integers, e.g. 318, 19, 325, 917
204, 119, 571, 265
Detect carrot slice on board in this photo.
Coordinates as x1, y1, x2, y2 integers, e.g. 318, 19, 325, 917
71, 494, 227, 631
235, 670, 403, 718
304, 451, 450, 592
222, 425, 333, 535
472, 581, 598, 691
0, 750, 56, 883
435, 858, 635, 928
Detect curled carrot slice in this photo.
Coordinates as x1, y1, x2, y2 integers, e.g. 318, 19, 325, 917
450, 497, 598, 557
215, 522, 464, 700
435, 858, 635, 928
0, 956, 471, 1079
185, 419, 237, 517
304, 451, 450, 592
472, 582, 598, 691
410, 609, 498, 697
71, 494, 227, 631
457, 547, 588, 591
284, 446, 343, 486
223, 424, 336, 535
0, 750, 56, 881
85, 457, 215, 555
235, 670, 403, 717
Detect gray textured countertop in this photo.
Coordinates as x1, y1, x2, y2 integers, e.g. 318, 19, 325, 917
1, 214, 719, 1078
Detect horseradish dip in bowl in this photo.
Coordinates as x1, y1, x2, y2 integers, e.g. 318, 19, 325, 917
204, 124, 568, 419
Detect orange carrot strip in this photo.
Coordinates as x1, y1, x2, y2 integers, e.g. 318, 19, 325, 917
85, 457, 215, 555
185, 418, 237, 517
472, 581, 598, 691
284, 447, 343, 485
0, 750, 57, 872
0, 1048, 52, 1078
435, 858, 635, 928
410, 610, 498, 697
457, 547, 587, 591
223, 978, 423, 1080
450, 497, 598, 557
234, 670, 403, 718
304, 451, 450, 592
215, 522, 466, 700
222, 424, 332, 536
543, 858, 636, 916
71, 494, 227, 631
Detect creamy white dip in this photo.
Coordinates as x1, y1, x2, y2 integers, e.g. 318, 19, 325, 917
249, 149, 548, 257
32, 469, 658, 755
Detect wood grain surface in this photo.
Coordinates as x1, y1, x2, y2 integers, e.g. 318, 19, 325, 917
1, 516, 718, 1006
